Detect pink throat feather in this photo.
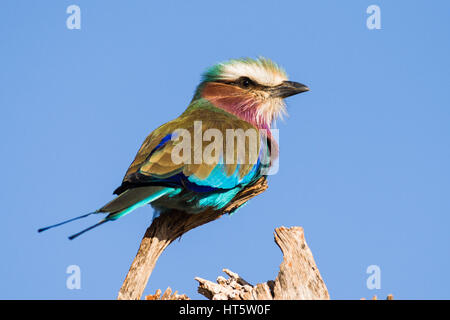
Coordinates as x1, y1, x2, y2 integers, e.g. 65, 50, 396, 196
200, 84, 271, 132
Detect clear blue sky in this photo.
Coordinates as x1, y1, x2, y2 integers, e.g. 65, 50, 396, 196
1, 1, 449, 299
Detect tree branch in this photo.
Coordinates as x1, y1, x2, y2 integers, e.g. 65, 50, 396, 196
195, 227, 330, 300
117, 177, 268, 300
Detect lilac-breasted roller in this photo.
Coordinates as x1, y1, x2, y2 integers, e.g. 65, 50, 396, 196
38, 57, 309, 239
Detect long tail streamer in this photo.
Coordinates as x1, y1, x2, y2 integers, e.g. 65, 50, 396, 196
38, 212, 98, 233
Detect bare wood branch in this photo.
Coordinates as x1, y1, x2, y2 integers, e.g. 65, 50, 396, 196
272, 226, 329, 300
195, 227, 330, 300
117, 177, 268, 300
145, 287, 190, 300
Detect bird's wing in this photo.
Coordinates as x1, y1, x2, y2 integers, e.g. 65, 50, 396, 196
114, 105, 265, 195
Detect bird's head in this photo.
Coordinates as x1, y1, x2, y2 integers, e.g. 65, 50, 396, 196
193, 57, 309, 130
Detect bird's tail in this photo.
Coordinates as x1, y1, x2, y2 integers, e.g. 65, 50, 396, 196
38, 186, 175, 240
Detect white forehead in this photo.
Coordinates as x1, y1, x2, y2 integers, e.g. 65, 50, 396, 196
219, 59, 288, 86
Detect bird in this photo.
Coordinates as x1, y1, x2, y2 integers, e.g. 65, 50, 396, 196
38, 57, 309, 240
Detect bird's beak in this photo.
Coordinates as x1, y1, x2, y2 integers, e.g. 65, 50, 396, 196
270, 81, 310, 98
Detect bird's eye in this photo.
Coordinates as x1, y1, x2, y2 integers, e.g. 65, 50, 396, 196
239, 77, 253, 88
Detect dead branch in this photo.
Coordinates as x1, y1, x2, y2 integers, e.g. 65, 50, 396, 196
195, 227, 330, 300
145, 287, 190, 300
117, 177, 268, 300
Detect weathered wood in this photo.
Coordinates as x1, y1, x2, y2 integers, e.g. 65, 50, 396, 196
195, 227, 330, 300
117, 177, 268, 300
272, 226, 329, 300
145, 287, 190, 300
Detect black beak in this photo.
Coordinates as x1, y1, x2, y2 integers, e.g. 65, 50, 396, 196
271, 81, 309, 98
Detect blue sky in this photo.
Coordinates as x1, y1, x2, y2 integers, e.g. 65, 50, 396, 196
1, 1, 449, 299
